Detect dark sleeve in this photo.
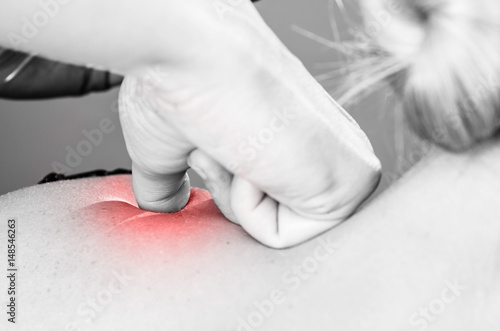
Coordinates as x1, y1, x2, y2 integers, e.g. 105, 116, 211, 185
0, 49, 122, 100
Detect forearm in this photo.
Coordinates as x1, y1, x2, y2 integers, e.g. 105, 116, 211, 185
0, 0, 226, 74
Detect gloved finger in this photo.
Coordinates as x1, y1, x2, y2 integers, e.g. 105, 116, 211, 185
0, 48, 122, 100
119, 75, 193, 213
131, 162, 191, 213
187, 149, 238, 224
230, 176, 344, 249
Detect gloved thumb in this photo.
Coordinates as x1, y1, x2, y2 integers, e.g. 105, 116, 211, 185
131, 162, 191, 213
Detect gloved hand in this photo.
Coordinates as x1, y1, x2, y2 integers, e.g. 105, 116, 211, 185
0, 48, 122, 99
118, 0, 381, 248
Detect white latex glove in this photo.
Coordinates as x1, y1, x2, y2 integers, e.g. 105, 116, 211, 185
119, 0, 381, 248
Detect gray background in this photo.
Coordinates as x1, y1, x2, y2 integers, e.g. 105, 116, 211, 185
0, 0, 405, 196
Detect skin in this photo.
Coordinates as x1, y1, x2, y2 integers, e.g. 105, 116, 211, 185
0, 0, 382, 248
1, 140, 499, 331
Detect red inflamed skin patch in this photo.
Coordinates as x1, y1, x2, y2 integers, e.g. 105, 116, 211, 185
71, 188, 246, 263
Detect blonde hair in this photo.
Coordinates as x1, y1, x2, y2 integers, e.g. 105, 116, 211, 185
340, 0, 500, 151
